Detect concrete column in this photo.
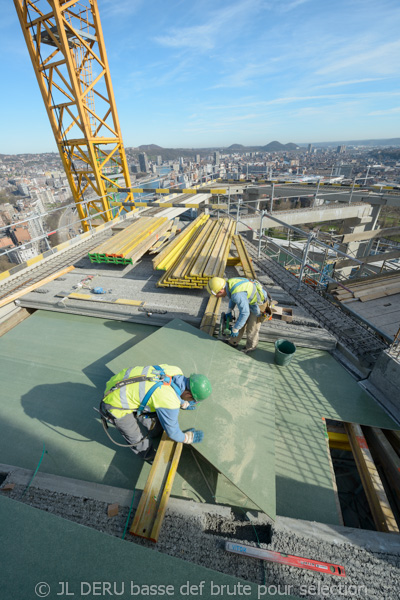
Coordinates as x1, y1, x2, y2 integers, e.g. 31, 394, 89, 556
243, 188, 260, 214
336, 205, 376, 278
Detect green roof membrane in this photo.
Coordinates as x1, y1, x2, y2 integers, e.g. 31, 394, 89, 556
0, 311, 275, 515
243, 342, 398, 523
3, 496, 293, 600
272, 345, 397, 429
106, 319, 276, 520
275, 413, 340, 524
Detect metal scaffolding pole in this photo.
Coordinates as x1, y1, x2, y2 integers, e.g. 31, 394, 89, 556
270, 183, 275, 213
258, 211, 264, 258
297, 234, 315, 290
235, 199, 241, 234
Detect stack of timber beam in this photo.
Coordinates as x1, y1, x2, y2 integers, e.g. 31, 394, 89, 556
332, 273, 400, 303
154, 215, 235, 288
88, 217, 169, 265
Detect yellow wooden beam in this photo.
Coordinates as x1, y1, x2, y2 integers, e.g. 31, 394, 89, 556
345, 422, 399, 533
226, 256, 241, 266
0, 266, 74, 310
328, 431, 352, 452
130, 432, 182, 543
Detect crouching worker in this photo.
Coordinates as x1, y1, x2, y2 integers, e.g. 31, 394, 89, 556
100, 365, 212, 463
206, 276, 272, 353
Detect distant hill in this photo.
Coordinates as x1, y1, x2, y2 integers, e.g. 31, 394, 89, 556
226, 144, 246, 152
136, 144, 164, 153
130, 141, 300, 160
262, 141, 299, 151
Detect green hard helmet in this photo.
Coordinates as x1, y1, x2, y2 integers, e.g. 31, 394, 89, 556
189, 374, 212, 401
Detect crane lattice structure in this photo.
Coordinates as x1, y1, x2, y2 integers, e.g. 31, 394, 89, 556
14, 0, 135, 231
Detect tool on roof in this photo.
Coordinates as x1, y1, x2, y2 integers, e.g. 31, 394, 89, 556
219, 311, 236, 338
225, 541, 346, 577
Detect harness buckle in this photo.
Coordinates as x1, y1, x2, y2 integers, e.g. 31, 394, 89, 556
162, 375, 172, 386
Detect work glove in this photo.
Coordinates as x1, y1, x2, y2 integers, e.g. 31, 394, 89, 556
181, 400, 197, 410
225, 311, 233, 320
230, 328, 239, 338
184, 428, 204, 444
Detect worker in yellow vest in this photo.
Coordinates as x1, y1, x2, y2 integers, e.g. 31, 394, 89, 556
206, 276, 271, 353
100, 365, 212, 463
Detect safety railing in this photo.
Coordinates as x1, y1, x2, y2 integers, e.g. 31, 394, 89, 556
388, 326, 400, 359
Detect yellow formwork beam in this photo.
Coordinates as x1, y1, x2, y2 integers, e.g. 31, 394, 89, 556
130, 432, 182, 543
154, 214, 209, 271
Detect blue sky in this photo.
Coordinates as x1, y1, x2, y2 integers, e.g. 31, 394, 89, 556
1, 0, 400, 153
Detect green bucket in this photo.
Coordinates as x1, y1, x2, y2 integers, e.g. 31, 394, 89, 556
274, 339, 296, 367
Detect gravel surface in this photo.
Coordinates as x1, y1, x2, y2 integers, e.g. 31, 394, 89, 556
2, 481, 400, 600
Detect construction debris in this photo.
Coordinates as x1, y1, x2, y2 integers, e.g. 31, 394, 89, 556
331, 273, 400, 303
1, 483, 15, 492
107, 503, 119, 517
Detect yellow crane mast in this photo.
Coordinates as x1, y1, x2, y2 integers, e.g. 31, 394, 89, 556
14, 0, 135, 232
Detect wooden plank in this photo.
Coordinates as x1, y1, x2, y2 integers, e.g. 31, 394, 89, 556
233, 234, 256, 279
153, 214, 208, 269
0, 308, 33, 337
127, 220, 171, 264
203, 219, 233, 277
365, 428, 400, 501
216, 221, 235, 278
66, 293, 144, 307
0, 266, 75, 309
344, 422, 399, 533
200, 294, 222, 337
129, 432, 183, 543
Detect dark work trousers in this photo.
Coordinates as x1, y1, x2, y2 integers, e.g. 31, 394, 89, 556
112, 410, 163, 461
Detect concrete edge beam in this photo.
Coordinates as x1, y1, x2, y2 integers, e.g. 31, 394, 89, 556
1, 464, 400, 554
0, 464, 231, 520
16, 300, 202, 328
274, 515, 400, 554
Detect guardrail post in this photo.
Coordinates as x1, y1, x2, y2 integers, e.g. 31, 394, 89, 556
297, 233, 314, 290
235, 198, 241, 234
349, 179, 356, 204
258, 210, 264, 258
313, 179, 321, 208
270, 183, 274, 213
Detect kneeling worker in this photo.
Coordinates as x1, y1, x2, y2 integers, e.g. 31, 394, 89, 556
100, 365, 211, 462
207, 276, 271, 353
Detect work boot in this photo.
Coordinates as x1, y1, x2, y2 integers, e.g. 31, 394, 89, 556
241, 347, 255, 354
142, 447, 156, 465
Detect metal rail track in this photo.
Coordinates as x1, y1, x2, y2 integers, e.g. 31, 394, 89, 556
0, 231, 110, 301
245, 239, 387, 367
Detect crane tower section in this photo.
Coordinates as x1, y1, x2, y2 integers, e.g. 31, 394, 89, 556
14, 0, 135, 231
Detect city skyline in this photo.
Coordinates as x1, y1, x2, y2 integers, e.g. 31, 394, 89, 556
1, 0, 400, 153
